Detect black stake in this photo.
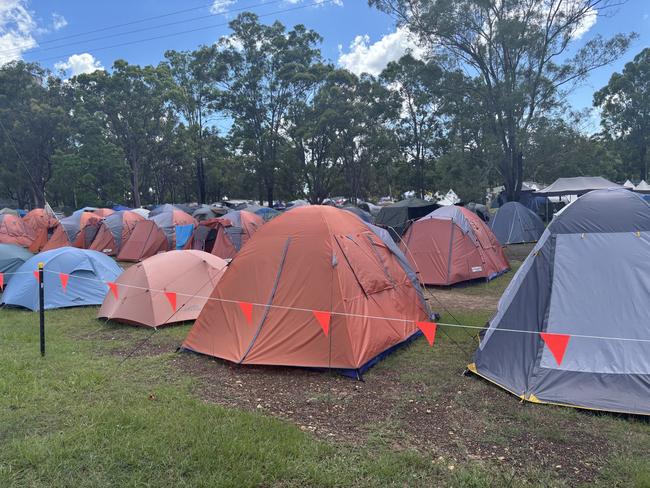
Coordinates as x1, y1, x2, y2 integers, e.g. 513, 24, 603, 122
38, 262, 45, 357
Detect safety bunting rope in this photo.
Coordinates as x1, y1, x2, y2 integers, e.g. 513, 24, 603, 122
1, 268, 649, 369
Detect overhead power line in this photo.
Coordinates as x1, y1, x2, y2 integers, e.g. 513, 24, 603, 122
31, 0, 334, 65
0, 0, 288, 58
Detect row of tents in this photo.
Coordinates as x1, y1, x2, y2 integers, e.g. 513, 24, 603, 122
1, 191, 647, 414
0, 205, 265, 263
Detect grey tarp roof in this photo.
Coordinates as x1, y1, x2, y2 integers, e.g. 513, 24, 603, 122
489, 201, 545, 245
536, 176, 621, 196
472, 189, 650, 415
375, 198, 438, 237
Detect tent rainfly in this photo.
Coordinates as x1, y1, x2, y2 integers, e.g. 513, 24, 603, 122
536, 176, 621, 196
489, 201, 545, 245
470, 189, 650, 415
182, 205, 433, 377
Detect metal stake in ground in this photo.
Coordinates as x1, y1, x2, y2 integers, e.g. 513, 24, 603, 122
38, 262, 45, 356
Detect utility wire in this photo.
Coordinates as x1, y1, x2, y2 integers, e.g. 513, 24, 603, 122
31, 0, 335, 64
2, 0, 288, 58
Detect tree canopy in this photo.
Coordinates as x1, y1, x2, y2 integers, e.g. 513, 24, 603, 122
0, 9, 640, 210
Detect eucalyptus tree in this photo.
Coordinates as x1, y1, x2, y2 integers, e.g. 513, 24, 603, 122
220, 13, 325, 206
73, 60, 176, 207
0, 61, 70, 207
594, 48, 650, 180
164, 46, 228, 203
369, 0, 634, 200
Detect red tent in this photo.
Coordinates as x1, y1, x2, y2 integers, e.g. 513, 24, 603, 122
89, 210, 144, 255
40, 224, 71, 251
400, 206, 509, 285
182, 205, 431, 375
0, 214, 32, 248
117, 220, 168, 262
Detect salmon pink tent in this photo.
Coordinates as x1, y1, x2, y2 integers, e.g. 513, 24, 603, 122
401, 206, 509, 286
98, 250, 227, 328
0, 214, 33, 247
89, 210, 144, 255
185, 210, 263, 259
182, 205, 433, 377
117, 220, 168, 262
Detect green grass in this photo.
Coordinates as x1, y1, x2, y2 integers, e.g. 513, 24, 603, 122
0, 308, 447, 487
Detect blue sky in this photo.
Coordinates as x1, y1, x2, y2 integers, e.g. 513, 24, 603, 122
2, 0, 649, 130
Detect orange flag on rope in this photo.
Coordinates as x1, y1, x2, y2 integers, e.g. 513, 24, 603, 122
33, 270, 40, 283
238, 301, 253, 324
59, 273, 69, 292
165, 291, 177, 312
416, 321, 437, 346
540, 332, 571, 366
107, 282, 118, 300
0, 272, 3, 290
313, 310, 331, 336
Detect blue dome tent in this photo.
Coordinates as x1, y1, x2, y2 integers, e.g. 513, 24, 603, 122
2, 247, 122, 310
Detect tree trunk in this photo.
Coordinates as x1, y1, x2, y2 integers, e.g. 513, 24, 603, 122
640, 144, 648, 181
196, 156, 206, 204
131, 160, 141, 207
266, 183, 274, 209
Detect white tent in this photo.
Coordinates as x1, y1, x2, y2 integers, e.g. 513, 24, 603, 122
623, 179, 635, 189
436, 189, 461, 206
634, 180, 650, 194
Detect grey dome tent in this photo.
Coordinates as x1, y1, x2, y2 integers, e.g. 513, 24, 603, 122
489, 201, 545, 245
469, 189, 650, 415
375, 198, 438, 238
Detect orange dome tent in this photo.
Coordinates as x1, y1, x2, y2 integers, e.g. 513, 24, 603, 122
98, 250, 227, 328
0, 214, 32, 248
182, 206, 433, 377
117, 220, 169, 262
400, 206, 509, 286
185, 210, 263, 259
89, 210, 144, 255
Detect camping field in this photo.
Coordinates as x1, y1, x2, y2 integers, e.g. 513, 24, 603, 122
0, 246, 648, 488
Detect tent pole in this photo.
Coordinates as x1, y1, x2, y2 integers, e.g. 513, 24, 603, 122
38, 262, 45, 357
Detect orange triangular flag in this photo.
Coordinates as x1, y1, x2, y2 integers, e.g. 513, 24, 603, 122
313, 310, 331, 336
59, 273, 69, 292
33, 270, 40, 283
239, 301, 253, 323
165, 291, 177, 311
0, 272, 3, 290
416, 321, 437, 346
540, 332, 571, 366
107, 281, 118, 300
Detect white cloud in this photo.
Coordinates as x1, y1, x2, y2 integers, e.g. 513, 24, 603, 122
338, 27, 425, 76
51, 12, 67, 31
210, 0, 235, 14
54, 53, 103, 77
571, 7, 597, 39
0, 0, 37, 65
